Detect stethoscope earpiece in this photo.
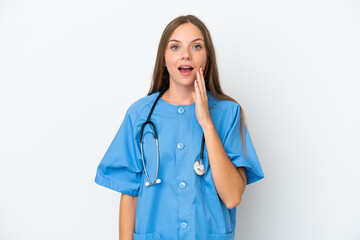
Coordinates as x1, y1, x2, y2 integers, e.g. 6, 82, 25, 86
145, 178, 161, 187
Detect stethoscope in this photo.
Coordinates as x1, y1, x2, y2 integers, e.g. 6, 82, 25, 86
140, 87, 206, 187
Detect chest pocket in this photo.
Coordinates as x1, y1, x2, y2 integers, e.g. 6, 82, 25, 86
209, 231, 234, 240
133, 232, 161, 240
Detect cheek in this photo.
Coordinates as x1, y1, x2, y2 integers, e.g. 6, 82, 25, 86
202, 59, 207, 67
164, 55, 176, 68
199, 53, 207, 67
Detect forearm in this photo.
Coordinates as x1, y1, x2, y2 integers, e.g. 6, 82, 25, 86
119, 194, 138, 240
202, 121, 246, 209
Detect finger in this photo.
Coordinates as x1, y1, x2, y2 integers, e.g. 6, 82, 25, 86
194, 76, 201, 102
196, 68, 204, 99
199, 67, 206, 99
201, 67, 207, 99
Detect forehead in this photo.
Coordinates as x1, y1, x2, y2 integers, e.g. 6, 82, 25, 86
168, 23, 204, 42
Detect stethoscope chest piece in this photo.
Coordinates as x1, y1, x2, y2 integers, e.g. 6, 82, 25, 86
194, 160, 205, 176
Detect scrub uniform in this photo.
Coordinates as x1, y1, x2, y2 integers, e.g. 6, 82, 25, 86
95, 90, 264, 240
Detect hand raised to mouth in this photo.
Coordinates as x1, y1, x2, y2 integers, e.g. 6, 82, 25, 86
192, 66, 212, 129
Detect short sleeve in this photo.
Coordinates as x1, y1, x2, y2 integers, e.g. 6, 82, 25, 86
94, 109, 143, 196
223, 104, 264, 185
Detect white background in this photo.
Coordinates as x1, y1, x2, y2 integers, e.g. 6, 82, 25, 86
1, 0, 359, 239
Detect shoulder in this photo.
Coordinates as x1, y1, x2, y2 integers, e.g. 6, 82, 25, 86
207, 90, 240, 117
125, 92, 160, 122
206, 91, 242, 137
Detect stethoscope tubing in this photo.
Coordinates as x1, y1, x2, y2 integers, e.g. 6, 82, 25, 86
140, 86, 205, 187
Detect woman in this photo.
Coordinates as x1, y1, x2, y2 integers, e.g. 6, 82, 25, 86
95, 15, 264, 240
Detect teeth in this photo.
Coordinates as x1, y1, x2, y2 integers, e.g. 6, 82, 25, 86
180, 66, 192, 69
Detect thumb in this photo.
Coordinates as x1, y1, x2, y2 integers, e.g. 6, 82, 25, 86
191, 88, 197, 101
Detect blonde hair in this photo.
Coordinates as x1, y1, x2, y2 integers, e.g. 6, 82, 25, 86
147, 15, 248, 159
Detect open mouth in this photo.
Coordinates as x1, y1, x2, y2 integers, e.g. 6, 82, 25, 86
178, 66, 194, 73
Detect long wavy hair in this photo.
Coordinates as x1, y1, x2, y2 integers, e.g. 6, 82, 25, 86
147, 14, 248, 159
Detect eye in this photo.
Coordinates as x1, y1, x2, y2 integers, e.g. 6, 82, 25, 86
171, 45, 179, 50
193, 44, 202, 50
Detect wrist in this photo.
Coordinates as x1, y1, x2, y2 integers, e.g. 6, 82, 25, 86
201, 119, 215, 132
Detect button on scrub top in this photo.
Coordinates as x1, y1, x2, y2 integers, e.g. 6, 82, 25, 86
95, 90, 264, 240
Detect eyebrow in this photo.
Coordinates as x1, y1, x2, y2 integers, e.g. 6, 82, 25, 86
168, 38, 204, 43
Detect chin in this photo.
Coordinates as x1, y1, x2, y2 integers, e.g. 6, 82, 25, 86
173, 80, 195, 88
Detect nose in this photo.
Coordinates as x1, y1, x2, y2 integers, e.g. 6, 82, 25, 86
181, 48, 191, 60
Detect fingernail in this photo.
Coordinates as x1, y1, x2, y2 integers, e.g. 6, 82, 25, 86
201, 67, 203, 72
196, 80, 198, 83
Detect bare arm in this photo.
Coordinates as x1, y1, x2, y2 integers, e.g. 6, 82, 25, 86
119, 193, 138, 240
193, 67, 247, 209
203, 122, 247, 209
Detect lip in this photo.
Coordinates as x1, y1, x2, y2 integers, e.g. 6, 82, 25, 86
178, 65, 194, 76
178, 64, 194, 68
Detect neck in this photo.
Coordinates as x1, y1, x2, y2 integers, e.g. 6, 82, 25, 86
162, 83, 195, 105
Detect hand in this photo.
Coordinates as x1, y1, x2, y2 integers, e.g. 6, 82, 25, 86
192, 67, 214, 129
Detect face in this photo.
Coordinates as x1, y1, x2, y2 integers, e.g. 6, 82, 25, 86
164, 23, 207, 88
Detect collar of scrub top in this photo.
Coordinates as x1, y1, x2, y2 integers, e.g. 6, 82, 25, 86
139, 86, 206, 187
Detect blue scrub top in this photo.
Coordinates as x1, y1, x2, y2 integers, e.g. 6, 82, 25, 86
95, 90, 264, 240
